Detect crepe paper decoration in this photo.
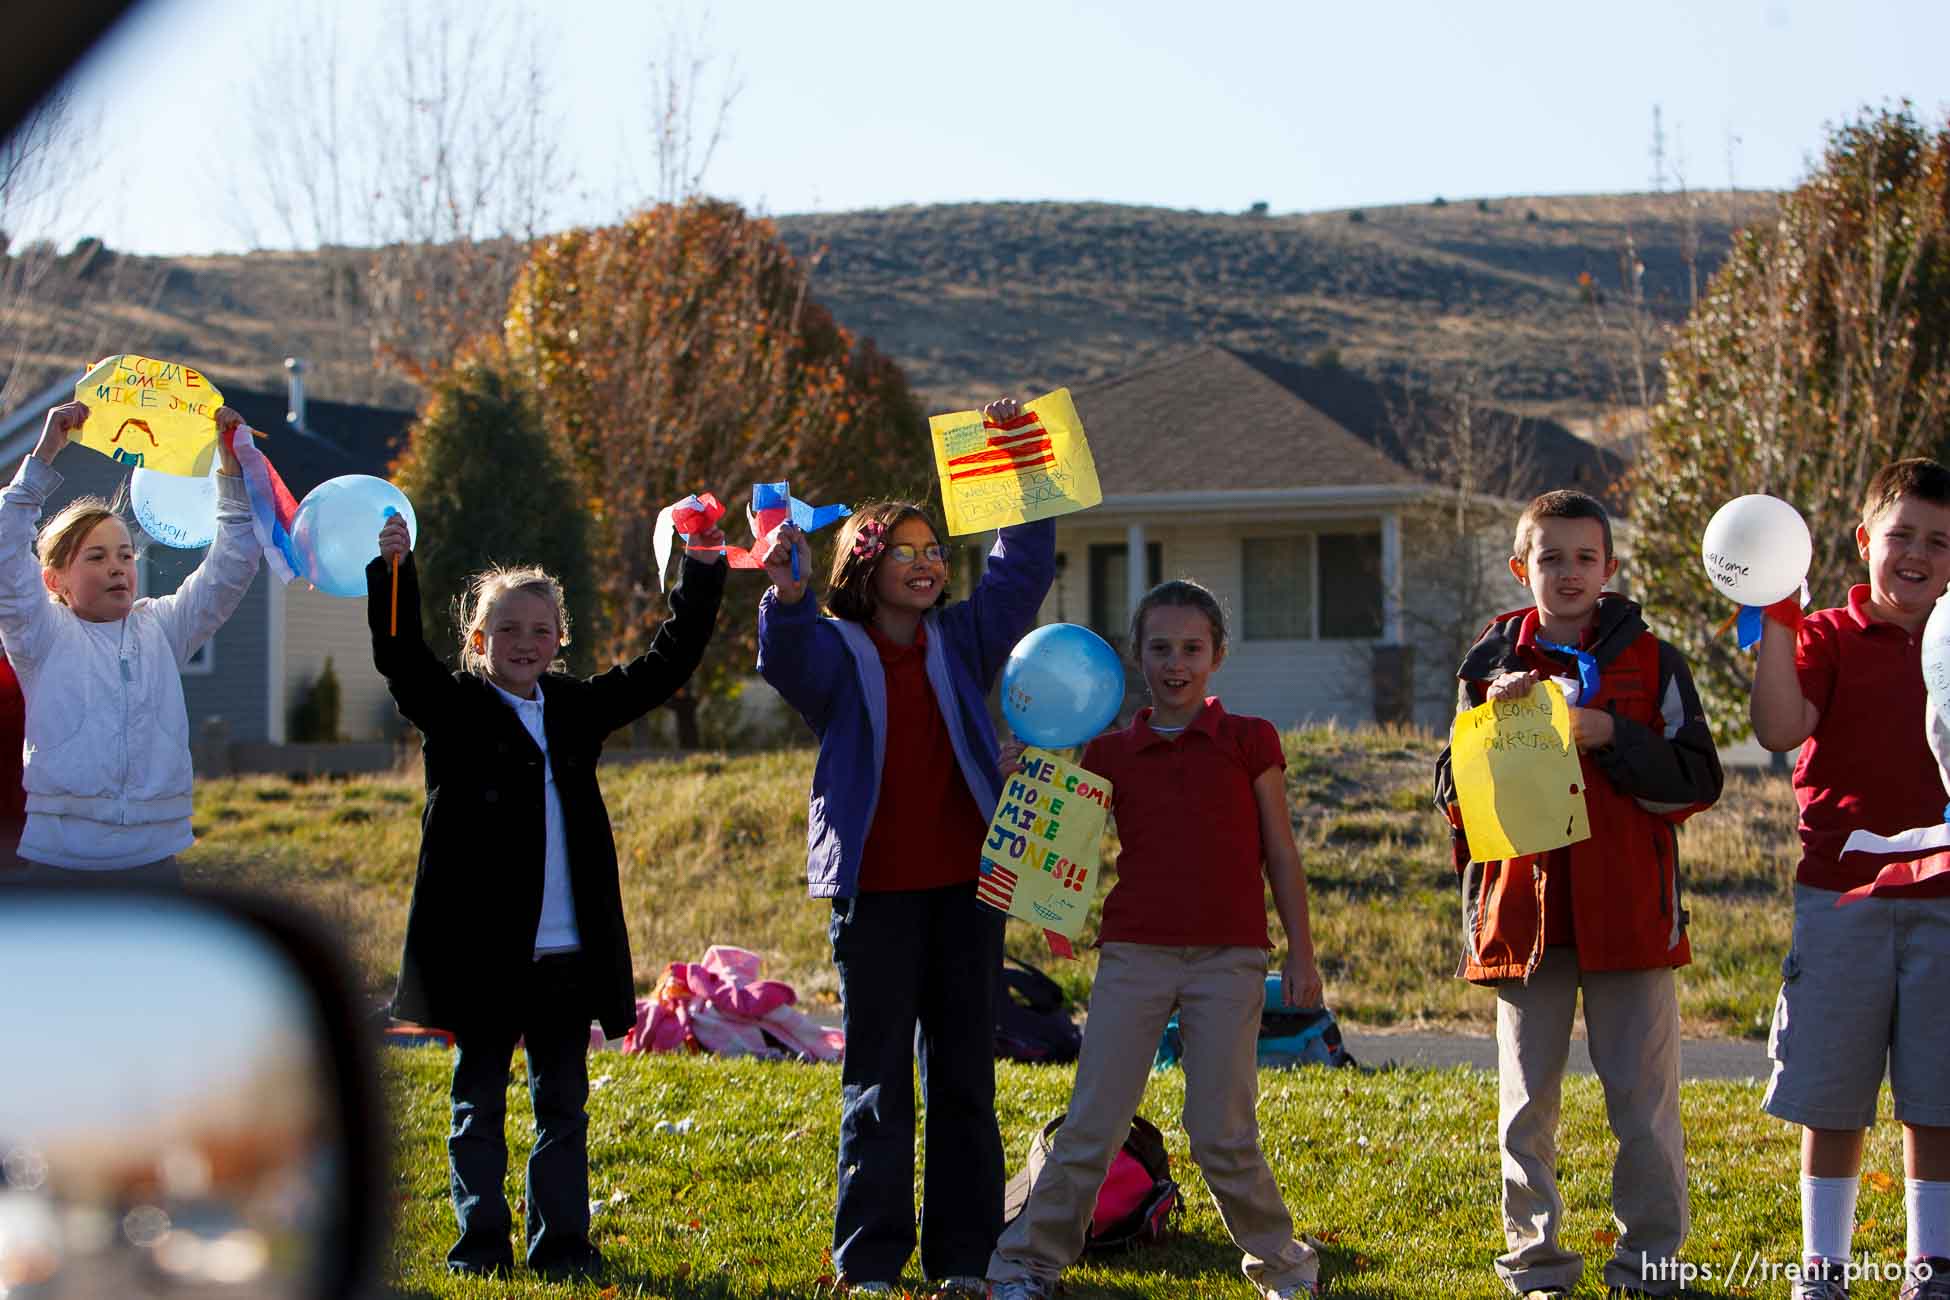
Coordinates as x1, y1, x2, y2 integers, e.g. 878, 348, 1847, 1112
1448, 680, 1592, 861
72, 355, 226, 477
1535, 639, 1599, 705
976, 746, 1112, 941
927, 388, 1102, 537
652, 492, 731, 590
220, 423, 302, 585
654, 484, 851, 586
1837, 817, 1950, 904
746, 480, 851, 580
1730, 585, 1810, 650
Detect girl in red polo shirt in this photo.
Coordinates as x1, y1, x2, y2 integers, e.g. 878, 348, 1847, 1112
986, 579, 1326, 1300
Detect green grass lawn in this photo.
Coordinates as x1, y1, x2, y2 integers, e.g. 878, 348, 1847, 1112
378, 1050, 1911, 1299
184, 726, 1801, 1038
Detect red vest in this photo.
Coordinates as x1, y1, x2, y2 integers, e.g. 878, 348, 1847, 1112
1457, 630, 1693, 981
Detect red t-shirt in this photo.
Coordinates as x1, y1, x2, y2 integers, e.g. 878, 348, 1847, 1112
1082, 698, 1283, 948
855, 623, 990, 893
1793, 584, 1950, 896
0, 655, 23, 863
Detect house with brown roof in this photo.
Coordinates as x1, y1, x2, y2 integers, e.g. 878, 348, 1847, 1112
1038, 345, 1623, 729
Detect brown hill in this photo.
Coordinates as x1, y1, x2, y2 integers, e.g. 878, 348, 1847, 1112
1, 192, 1774, 428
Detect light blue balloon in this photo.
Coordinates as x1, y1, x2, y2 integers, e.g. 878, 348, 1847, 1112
131, 463, 220, 549
1001, 623, 1126, 749
290, 475, 418, 598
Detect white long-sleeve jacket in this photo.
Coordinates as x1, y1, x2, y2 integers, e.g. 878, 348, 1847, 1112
0, 456, 260, 866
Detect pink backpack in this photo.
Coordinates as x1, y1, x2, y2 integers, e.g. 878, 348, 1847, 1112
1003, 1115, 1180, 1251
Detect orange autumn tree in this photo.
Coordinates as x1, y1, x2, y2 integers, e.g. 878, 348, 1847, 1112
505, 198, 928, 745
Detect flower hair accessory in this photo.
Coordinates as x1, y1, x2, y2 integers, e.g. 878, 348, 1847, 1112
852, 518, 887, 560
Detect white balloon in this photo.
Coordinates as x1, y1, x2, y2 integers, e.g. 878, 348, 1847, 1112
131, 462, 221, 549
1700, 494, 1812, 606
1923, 594, 1950, 717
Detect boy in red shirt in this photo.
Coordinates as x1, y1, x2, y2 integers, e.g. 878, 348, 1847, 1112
1750, 459, 1950, 1300
1435, 489, 1723, 1300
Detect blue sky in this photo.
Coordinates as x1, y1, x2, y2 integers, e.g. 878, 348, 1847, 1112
0, 899, 321, 1137
27, 0, 1950, 256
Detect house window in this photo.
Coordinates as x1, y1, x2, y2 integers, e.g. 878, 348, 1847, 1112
1242, 536, 1313, 640
137, 548, 215, 675
1088, 543, 1162, 644
1318, 532, 1384, 639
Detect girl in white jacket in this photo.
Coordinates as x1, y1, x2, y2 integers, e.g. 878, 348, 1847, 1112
0, 399, 260, 883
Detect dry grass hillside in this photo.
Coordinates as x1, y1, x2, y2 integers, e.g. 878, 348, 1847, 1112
2, 191, 1774, 427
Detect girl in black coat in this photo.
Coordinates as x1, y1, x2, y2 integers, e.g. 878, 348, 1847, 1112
367, 513, 726, 1281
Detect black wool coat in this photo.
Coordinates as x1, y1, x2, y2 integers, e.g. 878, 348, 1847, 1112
366, 552, 726, 1038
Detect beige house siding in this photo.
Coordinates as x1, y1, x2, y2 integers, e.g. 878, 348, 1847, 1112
280, 583, 401, 741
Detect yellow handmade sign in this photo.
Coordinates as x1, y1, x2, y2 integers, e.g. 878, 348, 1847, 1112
975, 747, 1112, 939
1448, 681, 1592, 860
72, 355, 225, 477
928, 387, 1102, 537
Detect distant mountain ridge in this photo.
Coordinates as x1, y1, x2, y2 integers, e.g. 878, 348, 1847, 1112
1, 192, 1774, 433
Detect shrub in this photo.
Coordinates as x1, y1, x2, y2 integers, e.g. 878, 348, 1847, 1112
290, 657, 343, 743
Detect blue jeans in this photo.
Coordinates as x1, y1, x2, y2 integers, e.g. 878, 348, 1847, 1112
446, 953, 597, 1276
829, 881, 1006, 1284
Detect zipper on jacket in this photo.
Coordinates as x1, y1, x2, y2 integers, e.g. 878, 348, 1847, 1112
1653, 828, 1670, 916
118, 618, 131, 825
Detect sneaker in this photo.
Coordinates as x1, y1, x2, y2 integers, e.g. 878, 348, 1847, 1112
847, 1286, 897, 1296
1523, 1291, 1568, 1300
1901, 1258, 1950, 1300
1261, 1283, 1320, 1299
935, 1280, 986, 1297
1794, 1258, 1850, 1300
987, 1280, 1053, 1300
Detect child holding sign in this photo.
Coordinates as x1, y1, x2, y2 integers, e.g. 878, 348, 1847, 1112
367, 513, 726, 1281
1747, 459, 1950, 1300
0, 399, 258, 884
1433, 489, 1722, 1300
756, 397, 1056, 1297
987, 579, 1325, 1300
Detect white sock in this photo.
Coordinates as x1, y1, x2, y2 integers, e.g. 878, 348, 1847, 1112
1802, 1174, 1859, 1264
1906, 1178, 1950, 1261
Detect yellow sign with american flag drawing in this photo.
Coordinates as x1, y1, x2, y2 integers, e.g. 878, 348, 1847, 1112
975, 747, 1112, 939
928, 387, 1102, 537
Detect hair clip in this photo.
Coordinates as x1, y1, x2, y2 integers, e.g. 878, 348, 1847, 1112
852, 518, 887, 561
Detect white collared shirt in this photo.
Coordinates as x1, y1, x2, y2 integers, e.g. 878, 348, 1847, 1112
487, 678, 581, 956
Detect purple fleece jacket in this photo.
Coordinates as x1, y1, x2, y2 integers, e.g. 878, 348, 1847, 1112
756, 519, 1056, 898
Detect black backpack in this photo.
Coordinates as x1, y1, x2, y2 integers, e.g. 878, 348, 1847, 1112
994, 956, 1082, 1064
1003, 1114, 1180, 1252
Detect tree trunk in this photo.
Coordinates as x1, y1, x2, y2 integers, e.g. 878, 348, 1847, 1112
670, 691, 702, 749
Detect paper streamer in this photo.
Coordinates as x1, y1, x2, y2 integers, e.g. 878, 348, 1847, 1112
1837, 818, 1950, 904
653, 483, 851, 587
221, 424, 302, 585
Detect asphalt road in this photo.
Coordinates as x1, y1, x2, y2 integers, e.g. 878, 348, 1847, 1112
1338, 1029, 1773, 1081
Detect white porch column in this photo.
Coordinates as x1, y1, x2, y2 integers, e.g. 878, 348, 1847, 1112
1380, 511, 1403, 644
1125, 521, 1148, 625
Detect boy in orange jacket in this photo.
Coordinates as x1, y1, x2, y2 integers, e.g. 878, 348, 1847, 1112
1435, 489, 1723, 1299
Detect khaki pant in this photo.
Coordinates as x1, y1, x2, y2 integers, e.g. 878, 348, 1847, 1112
987, 943, 1317, 1291
1495, 947, 1688, 1296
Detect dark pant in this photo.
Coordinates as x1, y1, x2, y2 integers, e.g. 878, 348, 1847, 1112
829, 880, 1006, 1284
446, 953, 597, 1276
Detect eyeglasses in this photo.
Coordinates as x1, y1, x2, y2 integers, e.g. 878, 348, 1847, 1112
887, 543, 951, 566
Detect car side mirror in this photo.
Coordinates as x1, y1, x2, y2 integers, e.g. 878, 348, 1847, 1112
0, 887, 384, 1298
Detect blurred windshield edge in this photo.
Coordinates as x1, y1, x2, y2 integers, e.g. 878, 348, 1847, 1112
3, 0, 138, 144
4, 885, 388, 1299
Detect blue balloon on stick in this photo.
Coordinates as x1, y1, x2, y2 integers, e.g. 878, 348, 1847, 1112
290, 475, 418, 598
1001, 623, 1126, 749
